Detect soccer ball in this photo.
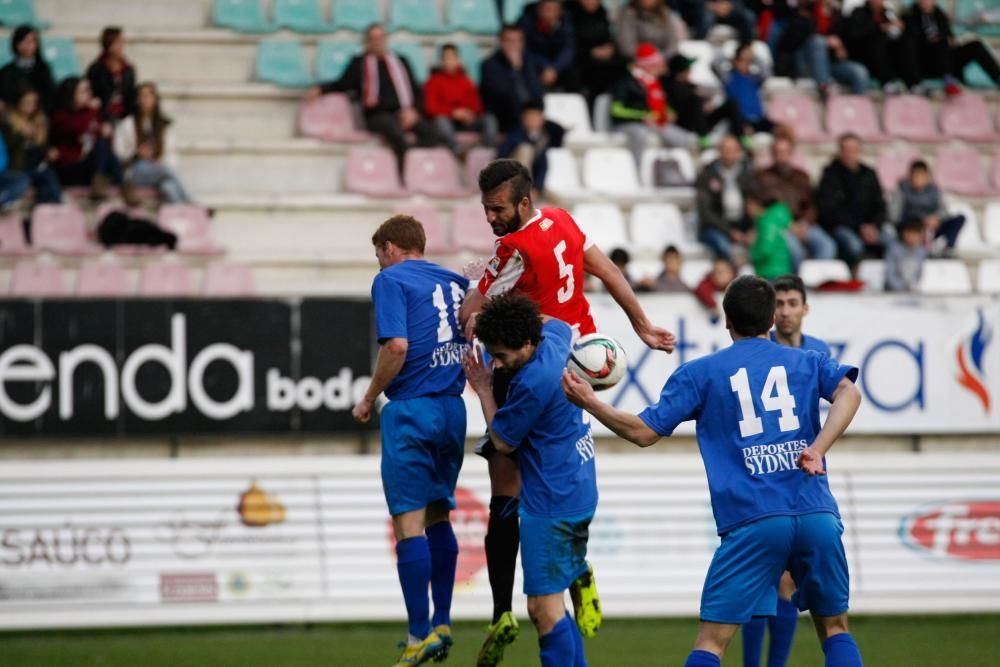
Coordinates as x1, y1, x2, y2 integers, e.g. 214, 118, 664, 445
567, 333, 628, 391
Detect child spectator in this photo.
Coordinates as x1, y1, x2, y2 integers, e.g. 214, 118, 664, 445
423, 44, 497, 153
86, 26, 137, 121
884, 218, 927, 292
721, 43, 777, 141
694, 256, 736, 321
893, 160, 964, 255
0, 26, 55, 112
497, 99, 564, 197
646, 244, 689, 293
2, 88, 61, 203
746, 187, 794, 280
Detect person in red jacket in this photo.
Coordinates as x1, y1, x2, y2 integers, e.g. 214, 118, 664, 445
423, 44, 497, 153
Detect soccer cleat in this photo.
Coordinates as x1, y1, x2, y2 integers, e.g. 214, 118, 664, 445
476, 611, 520, 667
432, 625, 453, 663
571, 561, 602, 639
392, 631, 446, 667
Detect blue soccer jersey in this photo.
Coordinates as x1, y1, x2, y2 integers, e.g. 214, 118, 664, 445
491, 320, 598, 518
372, 259, 469, 400
639, 338, 859, 534
769, 330, 832, 357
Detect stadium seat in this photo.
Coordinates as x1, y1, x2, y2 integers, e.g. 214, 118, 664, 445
31, 204, 101, 256
255, 40, 314, 88
935, 146, 995, 197
582, 147, 644, 197
331, 0, 382, 31
0, 0, 49, 29
628, 203, 690, 254
976, 259, 1000, 293
394, 203, 454, 254
157, 205, 224, 256
544, 148, 587, 200
213, 0, 275, 32
463, 146, 495, 188
985, 202, 1000, 246
0, 213, 33, 256
315, 41, 362, 83
948, 201, 985, 255
403, 148, 471, 198
448, 0, 501, 35
875, 144, 920, 191
344, 146, 409, 197
91, 203, 166, 257
299, 93, 368, 142
571, 203, 628, 253
41, 37, 81, 82
991, 149, 1000, 191
719, 40, 774, 72
389, 0, 445, 33
139, 259, 196, 297
884, 95, 945, 142
274, 0, 333, 32
76, 260, 132, 297
767, 94, 828, 143
678, 41, 719, 89
544, 93, 599, 144
918, 260, 972, 294
680, 258, 712, 288
393, 42, 428, 83
939, 93, 999, 142
638, 148, 696, 189
825, 95, 887, 142
592, 93, 612, 134
628, 259, 662, 283
798, 259, 851, 287
502, 0, 530, 23
452, 203, 495, 254
10, 261, 66, 297
857, 259, 885, 292
202, 261, 256, 296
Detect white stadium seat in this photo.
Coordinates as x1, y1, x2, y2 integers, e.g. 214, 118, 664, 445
984, 202, 1000, 247
977, 259, 1000, 294
582, 147, 644, 197
571, 203, 628, 253
629, 203, 689, 255
918, 260, 972, 295
949, 201, 986, 256
677, 41, 719, 89
544, 92, 601, 144
680, 258, 713, 288
857, 260, 885, 292
798, 259, 851, 287
544, 148, 587, 200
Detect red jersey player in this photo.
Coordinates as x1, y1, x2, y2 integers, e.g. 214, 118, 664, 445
460, 159, 675, 667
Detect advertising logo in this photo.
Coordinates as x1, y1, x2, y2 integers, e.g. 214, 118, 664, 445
160, 573, 218, 602
956, 309, 992, 413
900, 501, 1000, 561
238, 482, 287, 528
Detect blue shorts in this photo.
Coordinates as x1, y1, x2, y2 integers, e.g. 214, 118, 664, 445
700, 512, 849, 624
520, 509, 593, 596
380, 394, 466, 516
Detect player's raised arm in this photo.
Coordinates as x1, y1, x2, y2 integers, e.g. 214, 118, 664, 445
583, 245, 677, 353
562, 371, 660, 447
798, 376, 862, 475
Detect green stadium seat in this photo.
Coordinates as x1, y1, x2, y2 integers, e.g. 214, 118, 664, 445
389, 0, 446, 34
213, 0, 276, 33
965, 61, 996, 89
954, 0, 1000, 36
315, 40, 362, 83
41, 37, 80, 82
256, 40, 314, 88
448, 0, 500, 35
0, 0, 50, 29
456, 41, 482, 84
332, 0, 382, 32
0, 42, 12, 68
502, 0, 530, 24
394, 42, 428, 83
274, 0, 334, 33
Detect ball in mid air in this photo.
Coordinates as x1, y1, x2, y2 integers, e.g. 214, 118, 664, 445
567, 333, 628, 391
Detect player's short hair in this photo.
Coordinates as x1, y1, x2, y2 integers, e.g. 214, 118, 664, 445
371, 214, 425, 253
479, 159, 533, 204
772, 274, 807, 303
474, 293, 543, 350
723, 275, 776, 337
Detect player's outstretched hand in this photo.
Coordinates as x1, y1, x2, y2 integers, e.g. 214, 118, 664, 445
639, 325, 677, 353
562, 370, 597, 409
463, 344, 493, 396
798, 446, 826, 476
352, 397, 374, 424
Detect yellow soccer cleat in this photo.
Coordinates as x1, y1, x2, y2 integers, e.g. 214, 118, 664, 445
571, 561, 602, 639
476, 611, 520, 667
392, 631, 446, 667
432, 625, 453, 663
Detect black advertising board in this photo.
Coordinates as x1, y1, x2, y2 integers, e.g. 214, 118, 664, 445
0, 298, 375, 437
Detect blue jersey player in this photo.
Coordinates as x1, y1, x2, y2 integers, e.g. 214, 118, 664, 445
352, 214, 469, 667
563, 276, 864, 667
464, 293, 598, 667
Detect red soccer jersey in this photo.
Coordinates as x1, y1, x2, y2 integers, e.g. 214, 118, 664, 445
478, 207, 597, 335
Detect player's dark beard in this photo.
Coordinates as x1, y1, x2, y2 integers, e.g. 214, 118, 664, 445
492, 207, 521, 237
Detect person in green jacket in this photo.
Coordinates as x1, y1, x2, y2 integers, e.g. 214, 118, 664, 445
747, 188, 793, 280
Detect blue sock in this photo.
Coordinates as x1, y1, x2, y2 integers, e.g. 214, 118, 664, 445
684, 649, 722, 667
426, 522, 458, 628
766, 598, 799, 667
539, 613, 576, 667
742, 618, 767, 667
569, 612, 587, 667
822, 633, 863, 667
395, 536, 432, 640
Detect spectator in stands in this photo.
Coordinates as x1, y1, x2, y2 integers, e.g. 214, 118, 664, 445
616, 0, 680, 62
610, 43, 698, 166
424, 44, 497, 153
1, 88, 61, 203
884, 218, 927, 292
756, 133, 836, 266
704, 0, 757, 43
611, 247, 638, 288
695, 134, 757, 261
816, 132, 887, 268
497, 98, 564, 197
842, 0, 919, 93
480, 24, 546, 134
86, 27, 137, 122
719, 43, 778, 142
564, 0, 627, 106
664, 54, 734, 145
0, 26, 55, 113
50, 76, 130, 202
645, 244, 689, 292
892, 160, 965, 256
306, 24, 446, 168
694, 256, 736, 321
0, 133, 31, 210
519, 0, 580, 92
746, 187, 793, 280
904, 0, 1000, 95
113, 82, 193, 204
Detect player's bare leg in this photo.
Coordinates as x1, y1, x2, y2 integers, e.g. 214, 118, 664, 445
686, 621, 740, 665
812, 613, 863, 666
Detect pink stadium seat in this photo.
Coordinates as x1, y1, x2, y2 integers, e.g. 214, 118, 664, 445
940, 93, 999, 142
10, 261, 68, 297
139, 260, 196, 297
344, 146, 409, 198
31, 204, 102, 255
76, 261, 132, 297
463, 146, 496, 189
393, 203, 454, 254
825, 96, 887, 142
403, 148, 472, 198
875, 145, 921, 191
452, 203, 495, 254
0, 213, 34, 256
992, 149, 1000, 191
298, 93, 369, 143
202, 261, 256, 296
767, 95, 828, 143
158, 205, 224, 255
935, 145, 996, 196
883, 95, 945, 142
